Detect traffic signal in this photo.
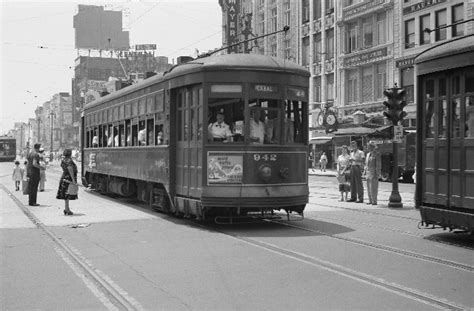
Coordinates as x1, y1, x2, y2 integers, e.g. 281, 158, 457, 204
383, 86, 407, 125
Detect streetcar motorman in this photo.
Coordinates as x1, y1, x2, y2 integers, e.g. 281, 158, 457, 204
208, 109, 232, 142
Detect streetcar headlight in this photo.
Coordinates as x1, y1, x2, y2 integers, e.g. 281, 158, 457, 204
279, 167, 289, 179
258, 164, 272, 182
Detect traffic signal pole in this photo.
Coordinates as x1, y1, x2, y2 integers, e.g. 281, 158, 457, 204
383, 84, 407, 208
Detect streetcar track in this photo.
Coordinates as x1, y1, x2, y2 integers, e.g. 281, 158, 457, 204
306, 200, 474, 251
0, 184, 144, 311
267, 219, 474, 273
211, 225, 468, 311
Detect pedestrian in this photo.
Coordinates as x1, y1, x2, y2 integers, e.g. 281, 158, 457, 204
336, 145, 351, 201
56, 149, 78, 216
347, 141, 365, 203
12, 161, 23, 191
364, 141, 381, 205
319, 152, 328, 172
38, 148, 47, 192
26, 143, 45, 206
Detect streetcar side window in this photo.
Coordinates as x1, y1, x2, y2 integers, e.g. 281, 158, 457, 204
138, 120, 146, 146
93, 127, 98, 147
146, 118, 154, 145
467, 96, 474, 138
125, 120, 131, 146
131, 121, 138, 146
118, 123, 125, 147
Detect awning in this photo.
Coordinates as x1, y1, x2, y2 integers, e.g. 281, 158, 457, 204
309, 137, 332, 145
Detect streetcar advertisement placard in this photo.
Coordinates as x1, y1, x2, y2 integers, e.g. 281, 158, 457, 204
207, 153, 243, 184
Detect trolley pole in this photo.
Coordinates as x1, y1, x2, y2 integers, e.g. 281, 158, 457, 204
383, 84, 407, 208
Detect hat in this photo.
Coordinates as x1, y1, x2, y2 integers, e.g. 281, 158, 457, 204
217, 108, 224, 115
39, 148, 44, 152
367, 141, 377, 148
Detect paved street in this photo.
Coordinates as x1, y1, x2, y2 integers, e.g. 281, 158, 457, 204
1, 161, 473, 310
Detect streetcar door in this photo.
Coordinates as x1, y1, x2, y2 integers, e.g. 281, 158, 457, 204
175, 86, 203, 200
421, 75, 449, 206
421, 68, 474, 208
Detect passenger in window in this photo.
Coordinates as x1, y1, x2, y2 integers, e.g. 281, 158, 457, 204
107, 128, 114, 147
265, 110, 280, 144
250, 109, 265, 144
283, 116, 295, 142
92, 131, 98, 148
138, 122, 146, 145
208, 109, 233, 142
157, 131, 164, 144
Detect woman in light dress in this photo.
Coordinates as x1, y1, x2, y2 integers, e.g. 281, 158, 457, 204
336, 145, 351, 201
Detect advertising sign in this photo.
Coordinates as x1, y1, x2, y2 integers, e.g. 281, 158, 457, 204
207, 152, 243, 184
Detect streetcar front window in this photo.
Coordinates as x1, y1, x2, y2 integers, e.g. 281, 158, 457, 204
284, 100, 306, 144
248, 98, 280, 144
207, 97, 244, 143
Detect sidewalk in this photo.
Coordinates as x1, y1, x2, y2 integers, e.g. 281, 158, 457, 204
308, 168, 337, 177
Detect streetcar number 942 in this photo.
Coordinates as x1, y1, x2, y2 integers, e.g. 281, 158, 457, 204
253, 154, 277, 161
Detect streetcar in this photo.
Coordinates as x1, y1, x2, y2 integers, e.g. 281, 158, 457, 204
81, 53, 310, 222
0, 136, 16, 162
415, 34, 474, 233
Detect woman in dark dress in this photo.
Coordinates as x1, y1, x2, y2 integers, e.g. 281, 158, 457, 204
56, 149, 78, 215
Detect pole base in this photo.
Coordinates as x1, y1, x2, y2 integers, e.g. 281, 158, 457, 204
388, 201, 404, 208
388, 191, 403, 208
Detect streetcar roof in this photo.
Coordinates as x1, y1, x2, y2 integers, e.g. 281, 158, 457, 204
84, 53, 309, 111
415, 34, 474, 74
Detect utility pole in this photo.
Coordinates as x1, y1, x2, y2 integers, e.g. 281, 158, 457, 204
49, 110, 56, 154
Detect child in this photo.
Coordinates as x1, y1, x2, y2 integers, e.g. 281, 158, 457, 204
12, 161, 23, 191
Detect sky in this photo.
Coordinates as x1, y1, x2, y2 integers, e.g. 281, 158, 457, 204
0, 0, 223, 135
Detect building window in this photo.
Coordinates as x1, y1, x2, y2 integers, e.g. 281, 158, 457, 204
435, 9, 447, 41
284, 0, 291, 26
270, 8, 278, 32
405, 19, 415, 48
302, 37, 310, 66
375, 62, 386, 99
258, 13, 265, 35
302, 0, 309, 23
326, 74, 334, 100
362, 66, 373, 102
314, 33, 322, 62
326, 29, 334, 60
270, 43, 277, 57
326, 0, 334, 13
362, 17, 373, 48
284, 39, 292, 60
376, 12, 387, 45
314, 77, 321, 102
347, 70, 358, 103
314, 0, 321, 20
452, 4, 464, 37
401, 67, 414, 103
420, 14, 430, 45
347, 23, 358, 53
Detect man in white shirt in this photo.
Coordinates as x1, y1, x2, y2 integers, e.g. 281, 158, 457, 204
348, 141, 365, 203
208, 110, 232, 142
250, 109, 265, 144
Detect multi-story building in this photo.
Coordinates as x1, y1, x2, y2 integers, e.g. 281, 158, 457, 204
397, 0, 473, 128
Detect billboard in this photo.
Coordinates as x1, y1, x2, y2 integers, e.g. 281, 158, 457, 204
74, 5, 130, 50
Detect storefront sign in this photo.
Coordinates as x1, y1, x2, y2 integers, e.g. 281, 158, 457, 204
343, 0, 388, 19
396, 57, 415, 68
135, 44, 156, 50
207, 153, 243, 184
403, 0, 446, 15
343, 47, 388, 67
225, 0, 240, 53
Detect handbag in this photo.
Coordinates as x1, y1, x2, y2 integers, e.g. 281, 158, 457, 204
22, 179, 29, 195
66, 182, 78, 196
